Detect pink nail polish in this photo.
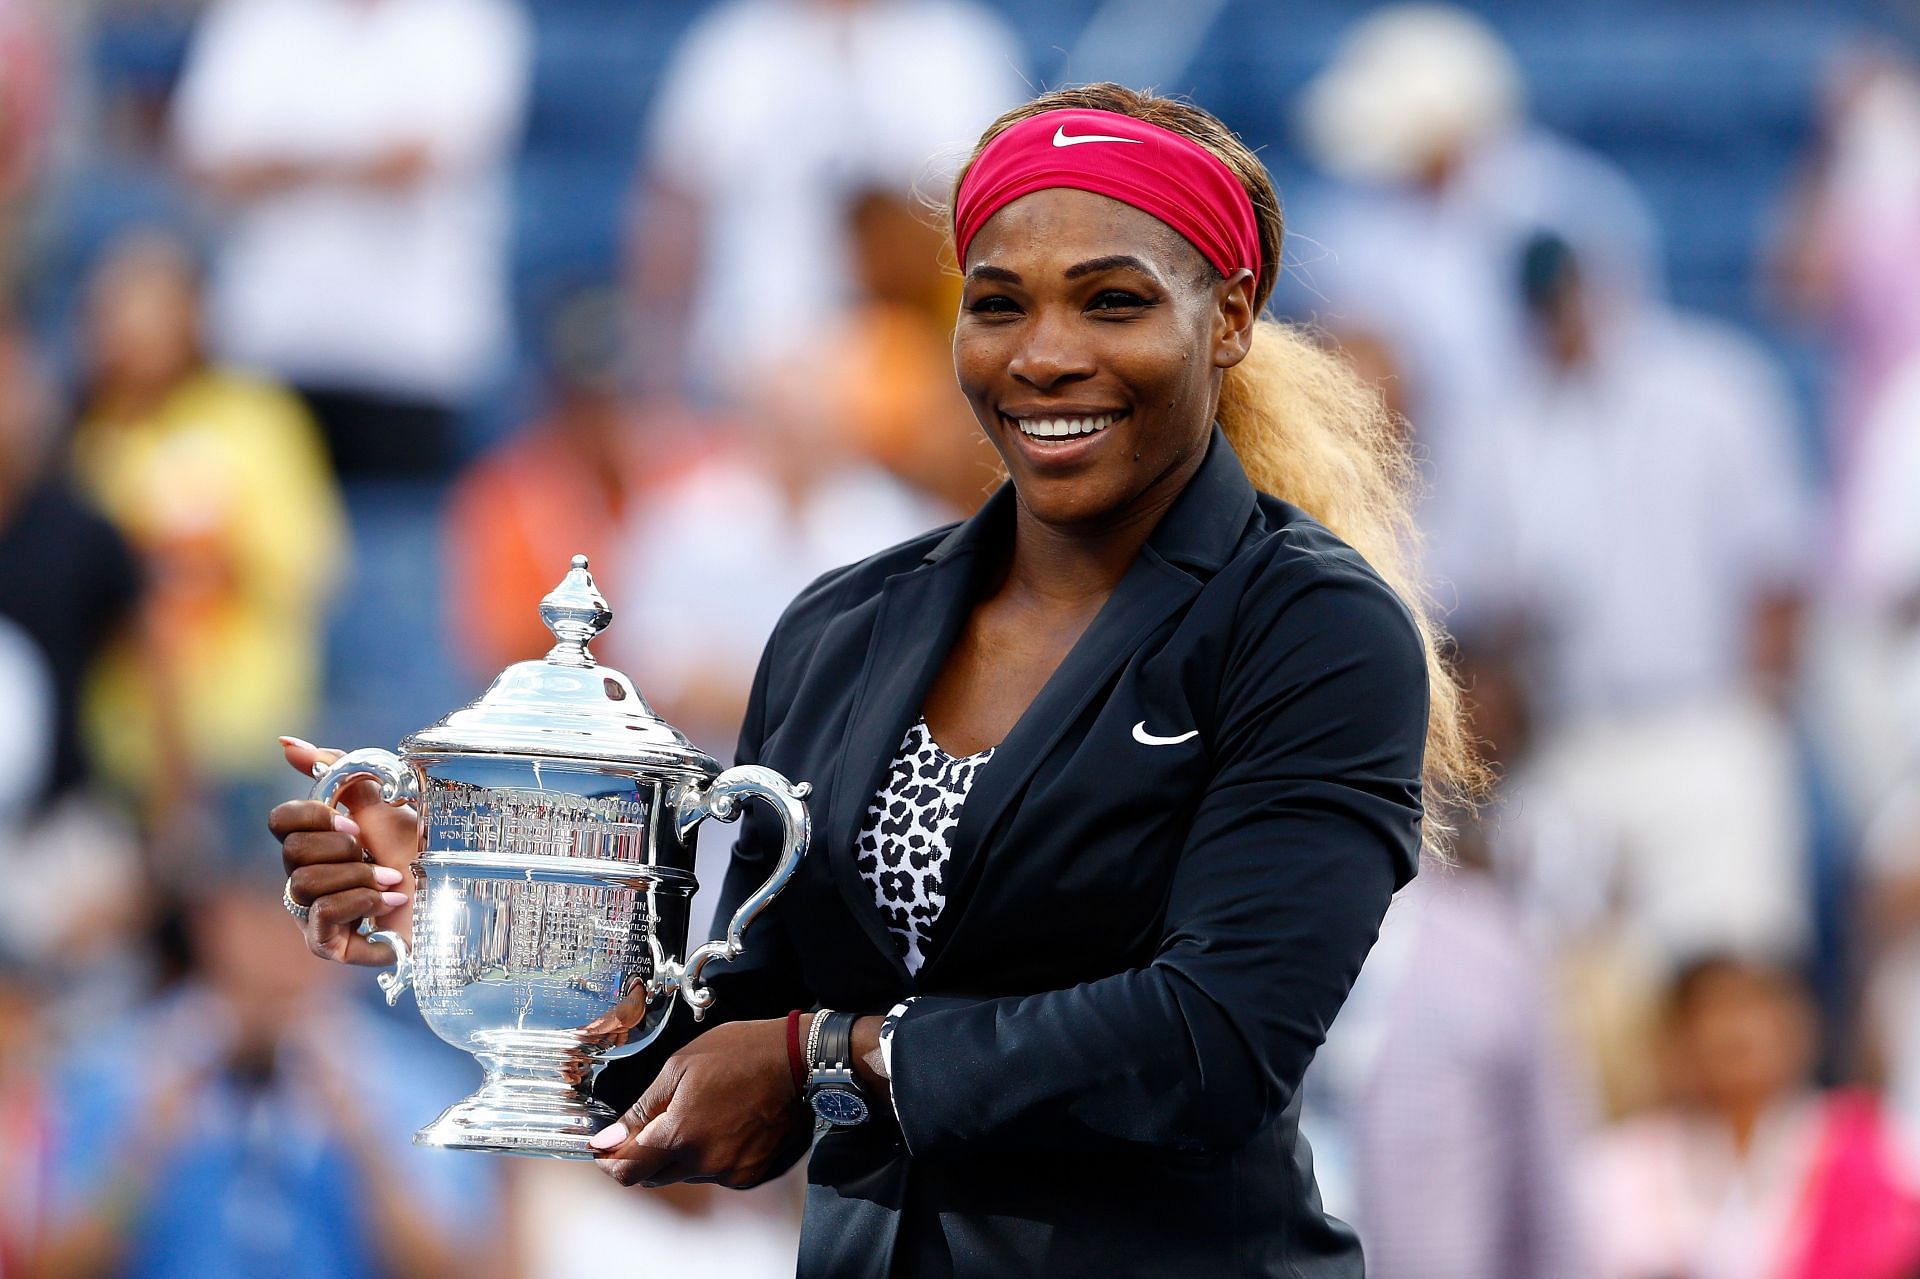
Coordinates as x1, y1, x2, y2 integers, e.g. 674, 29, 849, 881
378, 891, 409, 908
371, 866, 404, 887
333, 813, 361, 837
282, 736, 316, 751
589, 1122, 627, 1151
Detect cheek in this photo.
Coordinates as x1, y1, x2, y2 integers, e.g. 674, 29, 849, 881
951, 328, 1001, 403
1126, 332, 1209, 419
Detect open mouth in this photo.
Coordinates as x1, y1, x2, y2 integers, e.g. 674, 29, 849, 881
1003, 411, 1124, 442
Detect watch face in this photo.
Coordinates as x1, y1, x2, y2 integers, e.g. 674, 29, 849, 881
810, 1086, 870, 1127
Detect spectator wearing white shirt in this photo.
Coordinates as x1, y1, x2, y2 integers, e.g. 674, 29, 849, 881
627, 0, 1024, 404
170, 0, 529, 477
1482, 233, 1814, 970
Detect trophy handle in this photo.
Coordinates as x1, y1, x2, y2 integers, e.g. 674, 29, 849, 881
655, 765, 812, 1021
309, 747, 421, 1007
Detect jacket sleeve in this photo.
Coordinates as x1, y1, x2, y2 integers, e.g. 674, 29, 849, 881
592, 604, 816, 1114
888, 568, 1428, 1157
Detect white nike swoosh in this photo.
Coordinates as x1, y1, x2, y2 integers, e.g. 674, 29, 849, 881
1133, 721, 1199, 747
1053, 125, 1144, 148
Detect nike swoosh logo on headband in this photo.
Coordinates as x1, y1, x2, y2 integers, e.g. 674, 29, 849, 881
1053, 125, 1144, 148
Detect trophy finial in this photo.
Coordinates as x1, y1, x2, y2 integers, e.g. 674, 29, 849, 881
540, 554, 611, 666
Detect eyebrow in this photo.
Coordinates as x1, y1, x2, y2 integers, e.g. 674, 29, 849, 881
965, 254, 1164, 287
1064, 254, 1160, 281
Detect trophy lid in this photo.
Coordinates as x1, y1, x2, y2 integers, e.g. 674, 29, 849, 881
402, 555, 720, 773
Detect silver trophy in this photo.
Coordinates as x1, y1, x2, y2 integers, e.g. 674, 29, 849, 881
310, 555, 810, 1158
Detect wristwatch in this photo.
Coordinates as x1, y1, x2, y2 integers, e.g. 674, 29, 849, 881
804, 1010, 870, 1127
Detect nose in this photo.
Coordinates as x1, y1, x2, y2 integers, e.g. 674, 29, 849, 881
1007, 306, 1095, 392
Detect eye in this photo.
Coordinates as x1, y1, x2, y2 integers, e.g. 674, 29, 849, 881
966, 294, 1021, 316
1087, 289, 1152, 313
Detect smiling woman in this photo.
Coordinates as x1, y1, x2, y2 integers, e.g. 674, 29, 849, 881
270, 82, 1477, 1279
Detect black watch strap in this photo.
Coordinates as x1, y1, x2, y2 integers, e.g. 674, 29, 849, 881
813, 1010, 855, 1078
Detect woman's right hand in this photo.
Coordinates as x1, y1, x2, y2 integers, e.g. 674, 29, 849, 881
268, 736, 419, 965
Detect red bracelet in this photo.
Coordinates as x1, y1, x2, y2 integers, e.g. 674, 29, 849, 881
786, 1009, 806, 1097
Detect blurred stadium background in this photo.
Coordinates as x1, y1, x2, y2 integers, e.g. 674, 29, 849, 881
6, 0, 1920, 1275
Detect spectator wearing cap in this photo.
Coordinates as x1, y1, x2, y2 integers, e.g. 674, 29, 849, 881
1288, 3, 1662, 608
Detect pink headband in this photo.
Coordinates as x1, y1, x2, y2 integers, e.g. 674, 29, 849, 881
953, 108, 1263, 281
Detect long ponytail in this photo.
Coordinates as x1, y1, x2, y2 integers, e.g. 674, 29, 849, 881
1219, 320, 1483, 838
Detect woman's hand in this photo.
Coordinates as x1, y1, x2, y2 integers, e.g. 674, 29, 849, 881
267, 736, 419, 965
591, 1018, 810, 1189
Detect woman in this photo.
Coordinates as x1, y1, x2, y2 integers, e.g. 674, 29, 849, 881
272, 85, 1476, 1275
1584, 956, 1920, 1279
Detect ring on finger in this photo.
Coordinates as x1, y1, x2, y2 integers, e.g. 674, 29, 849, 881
282, 875, 312, 923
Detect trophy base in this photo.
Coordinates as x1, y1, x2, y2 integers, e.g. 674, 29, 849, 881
415, 1040, 621, 1159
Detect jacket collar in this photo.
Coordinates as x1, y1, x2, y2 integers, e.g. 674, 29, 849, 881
920, 424, 1258, 578
823, 426, 1259, 983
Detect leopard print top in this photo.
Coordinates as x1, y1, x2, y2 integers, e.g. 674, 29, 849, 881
854, 717, 994, 974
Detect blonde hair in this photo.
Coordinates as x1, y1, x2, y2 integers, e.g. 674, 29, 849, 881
952, 84, 1484, 836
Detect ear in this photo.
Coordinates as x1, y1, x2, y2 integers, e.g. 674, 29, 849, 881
1210, 268, 1257, 370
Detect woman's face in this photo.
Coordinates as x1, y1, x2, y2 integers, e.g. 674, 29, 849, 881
1671, 967, 1814, 1115
953, 188, 1255, 531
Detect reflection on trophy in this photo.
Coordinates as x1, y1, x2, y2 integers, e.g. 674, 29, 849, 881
309, 555, 811, 1158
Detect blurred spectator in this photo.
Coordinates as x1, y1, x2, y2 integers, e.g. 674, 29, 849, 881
1775, 49, 1920, 488
611, 391, 949, 939
0, 322, 140, 811
170, 0, 530, 478
1815, 345, 1920, 825
443, 286, 713, 682
1289, 3, 1661, 605
1843, 356, 1920, 746
628, 0, 1023, 403
611, 403, 950, 761
1773, 51, 1920, 827
1479, 233, 1813, 972
69, 229, 344, 857
1304, 646, 1592, 1279
0, 321, 145, 989
1584, 956, 1920, 1279
34, 884, 505, 1279
1307, 855, 1594, 1279
783, 187, 998, 515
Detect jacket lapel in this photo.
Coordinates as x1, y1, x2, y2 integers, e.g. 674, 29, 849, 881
920, 427, 1258, 977
822, 496, 1000, 974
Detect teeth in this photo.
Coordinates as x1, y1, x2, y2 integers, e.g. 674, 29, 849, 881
1013, 413, 1117, 440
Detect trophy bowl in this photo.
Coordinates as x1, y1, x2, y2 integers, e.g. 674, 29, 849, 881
308, 557, 810, 1158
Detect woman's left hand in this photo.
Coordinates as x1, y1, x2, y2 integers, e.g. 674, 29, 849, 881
591, 1018, 808, 1189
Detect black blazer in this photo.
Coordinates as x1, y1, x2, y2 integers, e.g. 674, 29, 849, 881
598, 429, 1428, 1278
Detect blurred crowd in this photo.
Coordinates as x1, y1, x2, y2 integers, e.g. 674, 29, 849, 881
3, 1, 1920, 1276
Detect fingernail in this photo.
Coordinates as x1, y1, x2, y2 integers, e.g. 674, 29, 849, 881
588, 1122, 627, 1151
333, 814, 361, 837
371, 866, 403, 887
378, 891, 409, 908
281, 736, 315, 751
